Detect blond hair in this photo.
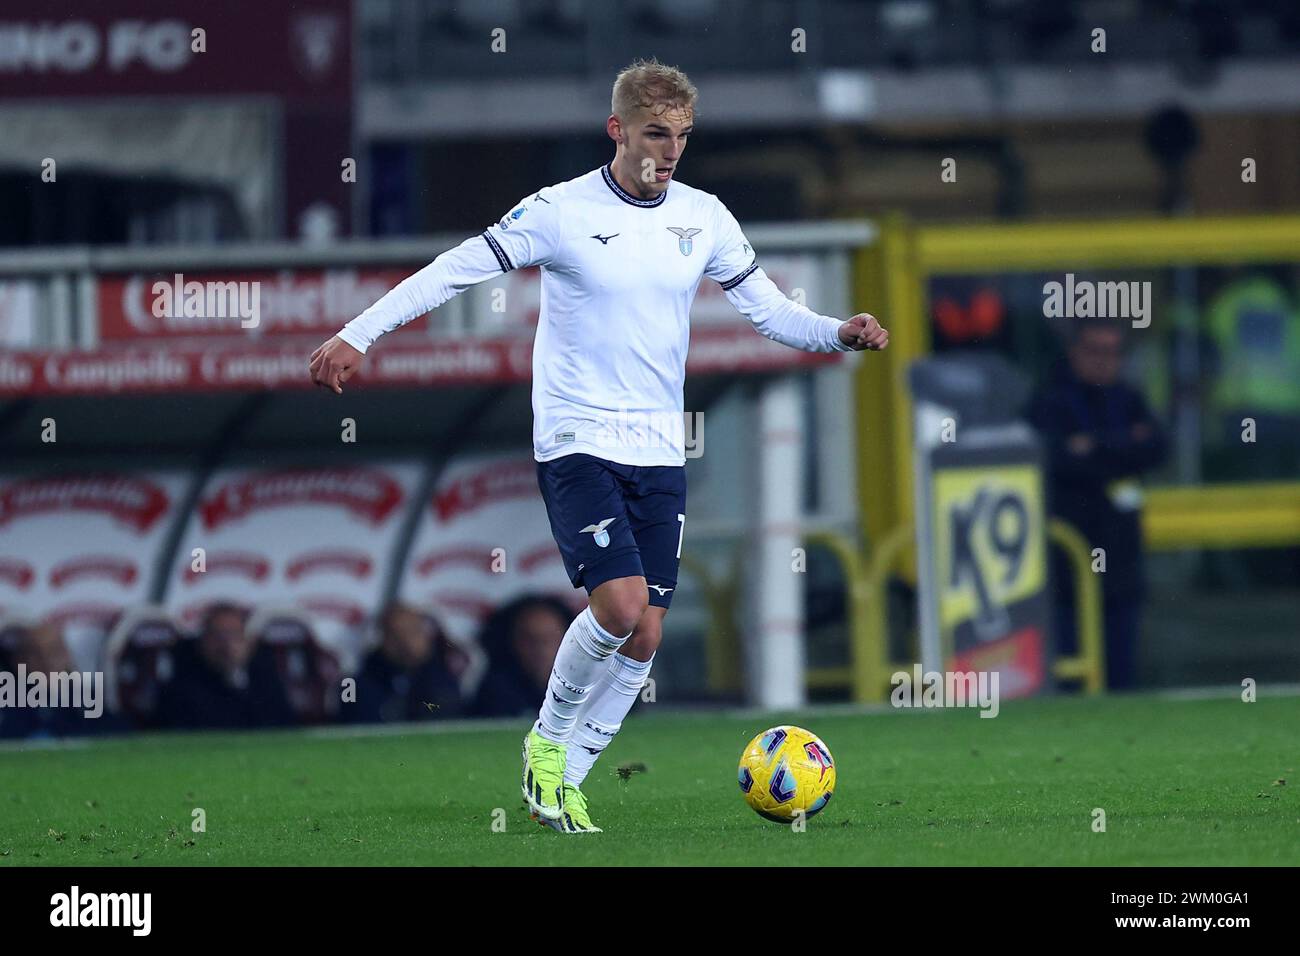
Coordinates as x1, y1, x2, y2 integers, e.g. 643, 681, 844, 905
611, 58, 698, 120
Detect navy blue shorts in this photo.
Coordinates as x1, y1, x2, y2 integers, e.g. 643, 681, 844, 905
536, 453, 687, 609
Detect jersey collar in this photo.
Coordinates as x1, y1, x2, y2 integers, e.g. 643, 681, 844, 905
602, 163, 668, 208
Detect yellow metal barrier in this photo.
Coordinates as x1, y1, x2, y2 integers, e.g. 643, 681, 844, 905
698, 529, 907, 700
857, 524, 916, 702
854, 216, 928, 577
916, 216, 1300, 273
696, 488, 1287, 696
789, 525, 915, 703
803, 519, 1105, 700
1144, 482, 1300, 550
1047, 519, 1106, 694
683, 552, 743, 694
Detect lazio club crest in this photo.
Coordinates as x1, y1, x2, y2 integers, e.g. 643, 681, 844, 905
581, 517, 617, 548
667, 226, 702, 256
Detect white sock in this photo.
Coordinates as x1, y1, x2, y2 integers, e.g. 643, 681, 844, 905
564, 652, 653, 786
535, 606, 629, 744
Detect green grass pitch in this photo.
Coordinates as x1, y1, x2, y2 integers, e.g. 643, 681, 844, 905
1, 693, 1296, 866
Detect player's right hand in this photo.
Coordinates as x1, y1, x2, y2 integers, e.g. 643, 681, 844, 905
309, 336, 363, 395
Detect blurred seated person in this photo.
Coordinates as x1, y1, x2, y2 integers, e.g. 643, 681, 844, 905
0, 622, 115, 739
156, 602, 295, 731
1026, 317, 1169, 690
472, 595, 574, 718
0, 622, 15, 674
344, 603, 464, 723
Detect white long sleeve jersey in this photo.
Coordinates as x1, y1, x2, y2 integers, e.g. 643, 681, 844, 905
338, 164, 850, 467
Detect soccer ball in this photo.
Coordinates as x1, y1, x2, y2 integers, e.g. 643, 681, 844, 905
737, 725, 836, 823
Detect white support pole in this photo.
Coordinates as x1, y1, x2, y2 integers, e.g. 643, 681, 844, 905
745, 374, 806, 709
912, 399, 946, 677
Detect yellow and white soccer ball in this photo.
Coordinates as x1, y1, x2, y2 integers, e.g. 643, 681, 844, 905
737, 725, 836, 823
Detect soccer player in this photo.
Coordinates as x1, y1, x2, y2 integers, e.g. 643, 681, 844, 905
310, 59, 888, 833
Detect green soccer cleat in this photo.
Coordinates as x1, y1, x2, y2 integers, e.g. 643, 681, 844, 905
530, 782, 602, 834
560, 783, 602, 833
521, 729, 566, 821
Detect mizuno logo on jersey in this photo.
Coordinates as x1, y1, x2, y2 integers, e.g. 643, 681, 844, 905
590, 233, 619, 245
580, 517, 617, 548
667, 226, 702, 256
648, 584, 674, 596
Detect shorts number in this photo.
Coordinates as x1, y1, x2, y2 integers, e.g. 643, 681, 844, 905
676, 513, 686, 559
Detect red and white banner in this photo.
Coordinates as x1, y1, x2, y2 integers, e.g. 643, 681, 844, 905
97, 268, 431, 342
0, 471, 187, 664
165, 463, 422, 656
1, 250, 844, 395
0, 326, 839, 397
96, 254, 823, 342
398, 452, 576, 645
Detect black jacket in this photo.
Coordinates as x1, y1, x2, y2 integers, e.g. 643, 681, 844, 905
471, 662, 547, 718
1026, 361, 1169, 601
155, 640, 296, 731
344, 648, 464, 723
468, 594, 575, 718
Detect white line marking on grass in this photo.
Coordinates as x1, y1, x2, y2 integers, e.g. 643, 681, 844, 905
1157, 683, 1300, 701
0, 737, 92, 753
720, 701, 896, 721
7, 685, 1296, 752
301, 716, 532, 739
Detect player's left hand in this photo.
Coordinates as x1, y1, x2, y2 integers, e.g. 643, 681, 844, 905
838, 313, 889, 351
309, 335, 363, 395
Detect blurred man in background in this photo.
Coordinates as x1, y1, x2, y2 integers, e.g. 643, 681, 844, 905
472, 595, 573, 719
0, 623, 17, 675
0, 622, 95, 739
1027, 317, 1169, 690
345, 603, 464, 723
156, 602, 295, 731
